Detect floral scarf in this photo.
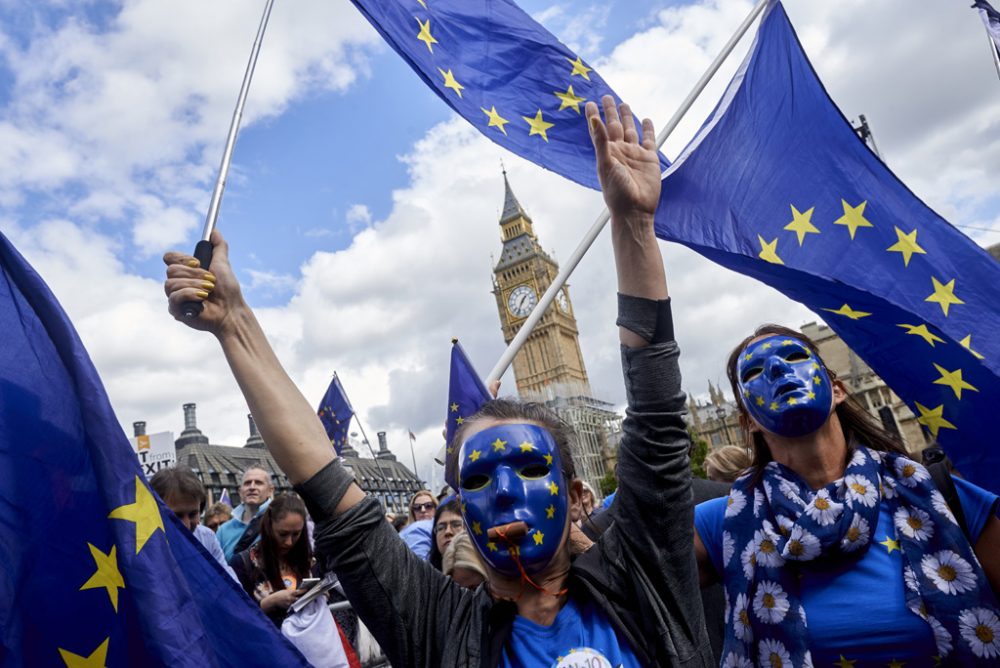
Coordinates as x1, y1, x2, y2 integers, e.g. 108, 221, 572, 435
720, 446, 1000, 666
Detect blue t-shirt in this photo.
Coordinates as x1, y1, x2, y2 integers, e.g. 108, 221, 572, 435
399, 519, 433, 560
695, 476, 998, 666
501, 597, 640, 668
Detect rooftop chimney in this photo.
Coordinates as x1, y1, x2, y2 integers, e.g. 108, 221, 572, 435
375, 431, 397, 461
175, 402, 209, 448
245, 413, 266, 449
133, 421, 146, 437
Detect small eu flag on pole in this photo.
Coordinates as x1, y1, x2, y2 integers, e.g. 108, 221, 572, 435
0, 231, 309, 666
973, 0, 1000, 80
656, 1, 1000, 494
317, 373, 354, 455
444, 339, 491, 487
347, 0, 668, 190
219, 488, 232, 508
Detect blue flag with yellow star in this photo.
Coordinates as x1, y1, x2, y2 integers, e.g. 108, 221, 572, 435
347, 0, 667, 189
317, 373, 354, 455
0, 232, 309, 666
444, 340, 491, 487
656, 1, 1000, 494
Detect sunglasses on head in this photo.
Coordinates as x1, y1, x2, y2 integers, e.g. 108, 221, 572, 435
412, 502, 435, 512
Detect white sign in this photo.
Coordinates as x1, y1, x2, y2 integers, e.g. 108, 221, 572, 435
131, 431, 176, 479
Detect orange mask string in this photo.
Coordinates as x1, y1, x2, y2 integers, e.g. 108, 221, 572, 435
492, 525, 568, 601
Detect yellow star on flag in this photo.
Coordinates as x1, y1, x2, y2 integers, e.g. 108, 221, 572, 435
879, 536, 900, 553
487, 541, 498, 552
80, 543, 125, 612
959, 334, 985, 360
833, 199, 873, 240
566, 55, 592, 79
522, 109, 554, 142
518, 441, 535, 453
438, 68, 464, 98
925, 277, 964, 317
886, 227, 926, 267
533, 531, 544, 545
547, 481, 559, 495
492, 438, 507, 452
59, 638, 110, 668
481, 106, 510, 135
109, 476, 164, 554
755, 396, 765, 406
784, 205, 820, 246
415, 18, 438, 53
468, 449, 482, 463
897, 323, 944, 347
450, 403, 459, 412
472, 521, 482, 535
834, 657, 857, 668
757, 235, 783, 265
822, 304, 871, 320
769, 401, 779, 410
914, 402, 957, 438
546, 504, 555, 519
932, 363, 978, 400
455, 416, 464, 425
554, 85, 585, 113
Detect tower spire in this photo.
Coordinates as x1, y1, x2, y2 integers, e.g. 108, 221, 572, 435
500, 168, 530, 225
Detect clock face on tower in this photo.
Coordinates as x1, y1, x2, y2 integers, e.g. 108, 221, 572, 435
556, 289, 570, 314
507, 284, 537, 318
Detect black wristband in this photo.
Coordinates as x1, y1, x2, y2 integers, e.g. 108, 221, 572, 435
616, 294, 674, 344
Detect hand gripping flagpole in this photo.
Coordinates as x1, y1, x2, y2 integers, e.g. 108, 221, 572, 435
485, 0, 769, 384
182, 0, 276, 318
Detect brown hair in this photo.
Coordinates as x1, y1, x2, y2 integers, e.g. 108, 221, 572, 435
447, 399, 578, 488
204, 501, 232, 523
725, 324, 907, 484
407, 490, 438, 524
257, 494, 312, 593
149, 467, 207, 511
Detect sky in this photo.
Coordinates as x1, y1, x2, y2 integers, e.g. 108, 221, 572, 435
2, 0, 998, 489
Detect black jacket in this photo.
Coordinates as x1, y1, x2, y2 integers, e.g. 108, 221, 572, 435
296, 339, 713, 667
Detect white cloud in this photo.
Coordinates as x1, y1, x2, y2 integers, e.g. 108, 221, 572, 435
3, 0, 999, 480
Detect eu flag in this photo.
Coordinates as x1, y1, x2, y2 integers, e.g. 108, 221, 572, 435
656, 2, 1000, 493
444, 339, 491, 487
317, 373, 354, 455
348, 0, 668, 189
0, 232, 309, 666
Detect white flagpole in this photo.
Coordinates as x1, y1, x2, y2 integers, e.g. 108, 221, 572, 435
989, 30, 1000, 81
485, 0, 770, 384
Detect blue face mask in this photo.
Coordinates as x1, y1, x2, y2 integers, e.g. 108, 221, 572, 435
736, 335, 834, 438
457, 423, 568, 577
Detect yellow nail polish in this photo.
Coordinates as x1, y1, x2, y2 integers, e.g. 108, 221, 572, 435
186, 259, 200, 268
195, 290, 209, 299
201, 281, 215, 290
204, 272, 216, 282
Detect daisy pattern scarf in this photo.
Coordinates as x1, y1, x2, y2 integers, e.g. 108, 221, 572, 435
720, 445, 1000, 666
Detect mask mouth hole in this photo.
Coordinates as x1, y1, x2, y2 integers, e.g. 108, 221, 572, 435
775, 381, 800, 397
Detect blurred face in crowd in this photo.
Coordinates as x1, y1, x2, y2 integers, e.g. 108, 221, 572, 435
240, 468, 273, 507
164, 493, 201, 532
411, 493, 436, 521
435, 510, 464, 556
272, 511, 305, 556
204, 511, 230, 532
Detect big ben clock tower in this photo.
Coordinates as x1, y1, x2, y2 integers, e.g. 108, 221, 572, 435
491, 170, 590, 398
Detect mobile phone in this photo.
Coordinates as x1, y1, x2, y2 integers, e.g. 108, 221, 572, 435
297, 577, 320, 591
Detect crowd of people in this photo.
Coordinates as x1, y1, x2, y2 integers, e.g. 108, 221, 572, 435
153, 96, 1000, 666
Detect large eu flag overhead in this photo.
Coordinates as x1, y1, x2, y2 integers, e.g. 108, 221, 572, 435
317, 373, 354, 455
656, 1, 1000, 493
0, 232, 309, 666
444, 339, 491, 487
347, 0, 668, 189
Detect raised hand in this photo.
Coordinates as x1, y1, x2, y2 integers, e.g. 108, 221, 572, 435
586, 95, 661, 221
163, 230, 244, 337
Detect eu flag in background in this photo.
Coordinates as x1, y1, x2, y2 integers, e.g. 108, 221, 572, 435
0, 232, 309, 666
656, 1, 1000, 493
317, 373, 354, 455
444, 339, 491, 487
347, 0, 668, 189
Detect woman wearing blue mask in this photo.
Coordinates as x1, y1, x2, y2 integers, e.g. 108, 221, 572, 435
163, 95, 711, 667
694, 325, 1000, 666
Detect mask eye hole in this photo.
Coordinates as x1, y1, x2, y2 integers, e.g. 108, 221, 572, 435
518, 464, 550, 480
461, 474, 490, 492
741, 367, 762, 383
785, 351, 809, 362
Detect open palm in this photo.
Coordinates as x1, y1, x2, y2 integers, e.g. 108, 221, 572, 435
587, 96, 661, 219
